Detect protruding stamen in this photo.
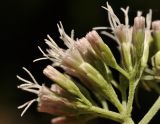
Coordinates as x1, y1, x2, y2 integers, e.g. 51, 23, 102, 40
18, 99, 37, 117
47, 35, 58, 47
146, 9, 152, 29
17, 75, 32, 84
17, 67, 42, 116
33, 57, 48, 62
121, 6, 129, 27
57, 21, 75, 48
71, 30, 74, 39
93, 27, 111, 30
22, 67, 39, 85
101, 31, 118, 41
102, 2, 121, 29
38, 46, 49, 58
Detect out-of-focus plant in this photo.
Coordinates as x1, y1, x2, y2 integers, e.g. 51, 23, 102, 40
17, 2, 160, 124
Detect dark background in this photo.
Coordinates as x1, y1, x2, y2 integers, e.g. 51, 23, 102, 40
0, 0, 160, 124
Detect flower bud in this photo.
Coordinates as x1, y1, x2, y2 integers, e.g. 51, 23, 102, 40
75, 37, 110, 79
121, 43, 132, 71
152, 21, 160, 31
86, 30, 118, 69
79, 62, 123, 112
114, 25, 128, 43
62, 48, 84, 69
43, 65, 82, 97
132, 16, 145, 59
152, 20, 160, 50
114, 25, 132, 71
43, 65, 92, 106
38, 86, 77, 115
75, 37, 98, 64
134, 16, 145, 30
152, 51, 160, 70
75, 38, 93, 57
51, 84, 74, 99
141, 29, 153, 67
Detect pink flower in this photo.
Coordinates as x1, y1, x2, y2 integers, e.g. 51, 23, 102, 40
38, 86, 77, 116
152, 20, 160, 31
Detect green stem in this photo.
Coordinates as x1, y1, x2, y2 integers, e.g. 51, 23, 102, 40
116, 65, 129, 79
79, 92, 92, 106
126, 78, 136, 116
88, 106, 124, 123
126, 67, 144, 116
113, 99, 124, 113
102, 90, 124, 113
139, 96, 160, 124
123, 118, 135, 124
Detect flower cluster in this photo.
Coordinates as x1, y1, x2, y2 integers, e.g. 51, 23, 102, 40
17, 2, 160, 124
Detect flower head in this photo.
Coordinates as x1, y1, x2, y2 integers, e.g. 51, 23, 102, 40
38, 85, 79, 116
152, 20, 160, 31
86, 30, 118, 69
17, 2, 160, 124
17, 67, 91, 117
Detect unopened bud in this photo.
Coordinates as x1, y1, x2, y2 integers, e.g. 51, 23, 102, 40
86, 30, 118, 68
51, 84, 74, 99
134, 16, 145, 30
152, 20, 160, 31
114, 25, 132, 71
43, 65, 92, 106
153, 51, 160, 70
132, 16, 145, 59
79, 62, 123, 112
38, 86, 76, 115
152, 20, 160, 50
43, 65, 81, 97
114, 25, 128, 43
62, 48, 84, 69
121, 43, 132, 71
75, 37, 97, 64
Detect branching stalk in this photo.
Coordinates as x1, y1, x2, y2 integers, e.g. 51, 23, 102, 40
139, 96, 160, 124
88, 106, 124, 123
